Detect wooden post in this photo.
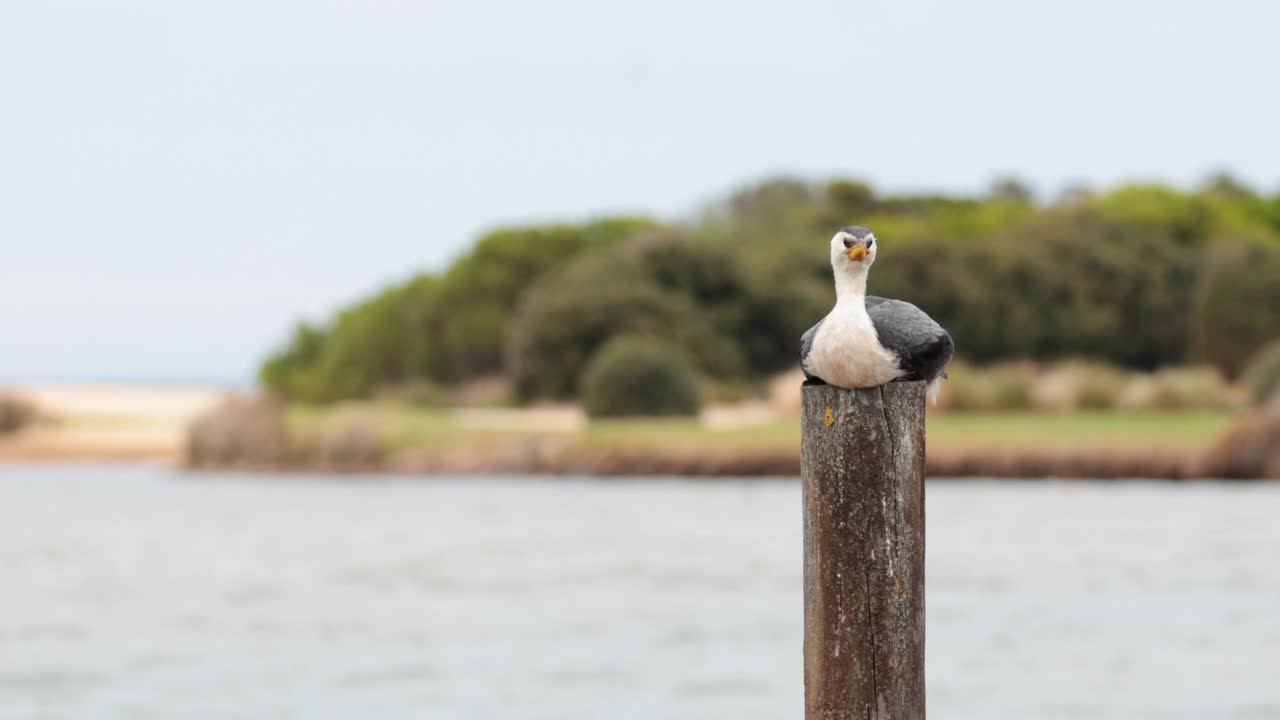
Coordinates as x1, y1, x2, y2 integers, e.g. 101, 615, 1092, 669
801, 382, 927, 720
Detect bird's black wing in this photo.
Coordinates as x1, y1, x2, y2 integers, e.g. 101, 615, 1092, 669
799, 318, 827, 385
866, 296, 954, 381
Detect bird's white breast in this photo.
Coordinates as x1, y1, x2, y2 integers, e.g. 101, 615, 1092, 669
805, 303, 904, 388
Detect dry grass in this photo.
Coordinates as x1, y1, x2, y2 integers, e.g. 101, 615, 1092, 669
1032, 361, 1130, 412
185, 396, 289, 468
0, 384, 223, 461
445, 375, 514, 407
1242, 340, 1280, 406
768, 369, 806, 417
935, 362, 1037, 412
292, 412, 385, 469
0, 375, 1259, 478
1117, 367, 1238, 411
1201, 397, 1280, 479
272, 401, 1234, 477
935, 362, 1238, 414
0, 393, 37, 434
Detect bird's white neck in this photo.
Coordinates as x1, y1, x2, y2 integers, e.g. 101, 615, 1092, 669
833, 268, 869, 305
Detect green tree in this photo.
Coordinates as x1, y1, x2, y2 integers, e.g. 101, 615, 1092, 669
260, 275, 447, 402
260, 322, 331, 401
507, 268, 744, 400
259, 175, 1280, 403
580, 336, 701, 418
1192, 239, 1280, 377
988, 176, 1035, 204
1004, 207, 1197, 368
433, 218, 654, 377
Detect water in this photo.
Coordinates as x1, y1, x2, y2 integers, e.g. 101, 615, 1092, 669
2, 465, 1279, 720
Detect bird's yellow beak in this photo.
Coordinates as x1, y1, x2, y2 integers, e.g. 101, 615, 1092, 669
846, 245, 867, 262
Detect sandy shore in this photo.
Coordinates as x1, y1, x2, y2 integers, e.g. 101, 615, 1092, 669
0, 384, 226, 461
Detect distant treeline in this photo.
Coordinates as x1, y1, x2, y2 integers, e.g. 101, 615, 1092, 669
261, 176, 1280, 403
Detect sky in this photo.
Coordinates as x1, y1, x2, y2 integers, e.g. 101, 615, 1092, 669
1, 0, 1277, 383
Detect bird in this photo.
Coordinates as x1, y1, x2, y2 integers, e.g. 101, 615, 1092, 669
800, 225, 954, 402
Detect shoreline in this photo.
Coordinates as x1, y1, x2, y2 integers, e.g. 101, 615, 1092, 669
1, 449, 1219, 481
0, 383, 1254, 481
0, 442, 1235, 481
179, 442, 1215, 481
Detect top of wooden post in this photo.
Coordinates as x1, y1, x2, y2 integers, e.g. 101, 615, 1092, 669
800, 380, 928, 720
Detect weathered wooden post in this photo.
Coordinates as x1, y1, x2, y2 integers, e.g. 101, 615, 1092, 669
801, 381, 927, 720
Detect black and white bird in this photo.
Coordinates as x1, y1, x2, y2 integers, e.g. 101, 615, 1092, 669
800, 226, 954, 401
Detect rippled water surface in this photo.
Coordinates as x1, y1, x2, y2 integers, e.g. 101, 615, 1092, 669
3, 464, 1279, 719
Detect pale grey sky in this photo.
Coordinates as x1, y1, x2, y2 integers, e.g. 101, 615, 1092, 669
2, 0, 1277, 382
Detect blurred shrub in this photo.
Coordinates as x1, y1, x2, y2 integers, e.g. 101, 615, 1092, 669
988, 362, 1036, 411
313, 279, 440, 400
294, 413, 385, 468
937, 362, 1242, 414
261, 275, 445, 402
373, 380, 445, 407
869, 235, 1026, 363
768, 369, 806, 418
699, 378, 759, 405
1072, 366, 1130, 410
988, 176, 1035, 204
258, 175, 1280, 403
580, 337, 701, 418
445, 376, 514, 408
506, 227, 821, 403
1117, 367, 1236, 411
0, 393, 36, 434
1201, 396, 1280, 479
1192, 240, 1280, 377
185, 397, 289, 467
1032, 361, 1130, 412
260, 218, 654, 403
431, 218, 655, 376
1242, 340, 1280, 406
936, 361, 991, 412
872, 205, 1199, 368
1093, 184, 1214, 246
260, 322, 331, 401
508, 278, 740, 400
623, 228, 818, 376
720, 177, 816, 231
936, 362, 1034, 412
999, 206, 1197, 368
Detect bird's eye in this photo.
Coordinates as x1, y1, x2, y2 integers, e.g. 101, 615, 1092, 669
867, 238, 874, 247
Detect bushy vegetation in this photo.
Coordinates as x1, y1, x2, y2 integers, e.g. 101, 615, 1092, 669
936, 361, 1237, 413
262, 219, 651, 402
0, 393, 36, 434
580, 337, 701, 418
1116, 367, 1236, 412
1193, 241, 1280, 377
1242, 341, 1280, 406
1202, 396, 1280, 479
261, 176, 1280, 404
507, 229, 813, 399
1032, 361, 1130, 412
185, 398, 386, 469
185, 397, 289, 467
292, 412, 385, 467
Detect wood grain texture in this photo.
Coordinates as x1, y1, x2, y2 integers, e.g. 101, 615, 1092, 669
801, 382, 927, 720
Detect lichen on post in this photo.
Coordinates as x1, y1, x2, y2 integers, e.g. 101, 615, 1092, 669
801, 381, 927, 720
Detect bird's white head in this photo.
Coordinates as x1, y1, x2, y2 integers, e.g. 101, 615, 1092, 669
829, 225, 878, 298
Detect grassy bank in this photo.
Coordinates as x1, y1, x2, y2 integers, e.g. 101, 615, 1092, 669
273, 403, 1234, 478
291, 404, 1230, 451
